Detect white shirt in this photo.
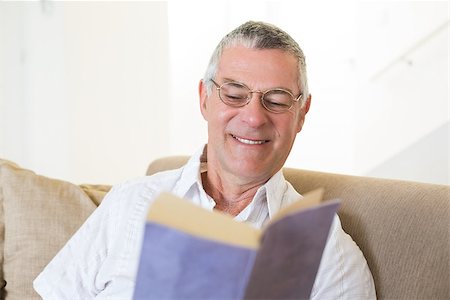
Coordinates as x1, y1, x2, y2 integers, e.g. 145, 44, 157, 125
34, 147, 376, 299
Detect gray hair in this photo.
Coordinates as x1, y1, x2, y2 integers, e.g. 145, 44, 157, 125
203, 21, 309, 107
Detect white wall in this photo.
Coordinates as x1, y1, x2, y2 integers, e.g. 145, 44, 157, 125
1, 1, 448, 185
1, 1, 170, 184
354, 2, 449, 182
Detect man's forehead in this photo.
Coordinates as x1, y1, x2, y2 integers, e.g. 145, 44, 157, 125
217, 46, 300, 90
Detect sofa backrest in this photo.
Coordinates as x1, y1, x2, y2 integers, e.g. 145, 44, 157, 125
147, 156, 450, 300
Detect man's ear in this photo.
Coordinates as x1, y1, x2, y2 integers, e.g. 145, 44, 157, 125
296, 94, 312, 132
303, 94, 311, 115
199, 80, 208, 121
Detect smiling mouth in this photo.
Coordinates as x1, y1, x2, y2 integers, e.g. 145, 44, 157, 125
232, 135, 269, 145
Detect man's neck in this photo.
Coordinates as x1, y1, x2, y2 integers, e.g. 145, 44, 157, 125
201, 171, 266, 216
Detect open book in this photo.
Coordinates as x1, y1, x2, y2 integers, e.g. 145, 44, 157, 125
133, 189, 340, 300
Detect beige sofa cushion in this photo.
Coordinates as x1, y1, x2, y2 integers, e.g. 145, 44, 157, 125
0, 159, 111, 300
284, 168, 450, 299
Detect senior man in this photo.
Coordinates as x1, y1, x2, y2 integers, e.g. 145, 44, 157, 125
34, 21, 376, 299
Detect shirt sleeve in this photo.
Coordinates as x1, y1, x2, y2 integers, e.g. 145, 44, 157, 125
310, 215, 377, 299
33, 184, 126, 300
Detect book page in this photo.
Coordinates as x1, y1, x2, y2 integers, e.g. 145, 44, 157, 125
267, 188, 325, 226
147, 192, 261, 249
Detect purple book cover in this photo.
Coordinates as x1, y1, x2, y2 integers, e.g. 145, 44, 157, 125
133, 223, 257, 300
244, 200, 339, 299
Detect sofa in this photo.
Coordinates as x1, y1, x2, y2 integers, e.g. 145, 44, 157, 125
0, 156, 448, 300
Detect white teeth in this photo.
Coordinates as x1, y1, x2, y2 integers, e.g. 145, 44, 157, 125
233, 135, 266, 145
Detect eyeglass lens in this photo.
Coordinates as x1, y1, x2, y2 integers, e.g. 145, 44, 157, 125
219, 82, 293, 113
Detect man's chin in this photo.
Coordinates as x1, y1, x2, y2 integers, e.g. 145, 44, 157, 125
227, 161, 275, 182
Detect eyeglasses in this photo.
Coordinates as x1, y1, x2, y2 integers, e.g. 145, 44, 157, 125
210, 79, 302, 114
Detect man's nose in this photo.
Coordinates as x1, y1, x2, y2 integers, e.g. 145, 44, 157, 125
239, 92, 269, 128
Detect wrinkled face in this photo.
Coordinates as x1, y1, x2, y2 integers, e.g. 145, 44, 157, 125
199, 46, 310, 183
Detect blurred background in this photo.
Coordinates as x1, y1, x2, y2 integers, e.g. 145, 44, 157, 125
0, 0, 448, 185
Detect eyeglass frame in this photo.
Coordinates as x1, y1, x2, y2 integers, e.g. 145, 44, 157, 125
210, 79, 303, 114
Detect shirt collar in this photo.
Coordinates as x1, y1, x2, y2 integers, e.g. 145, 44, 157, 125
260, 169, 289, 219
172, 145, 206, 198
